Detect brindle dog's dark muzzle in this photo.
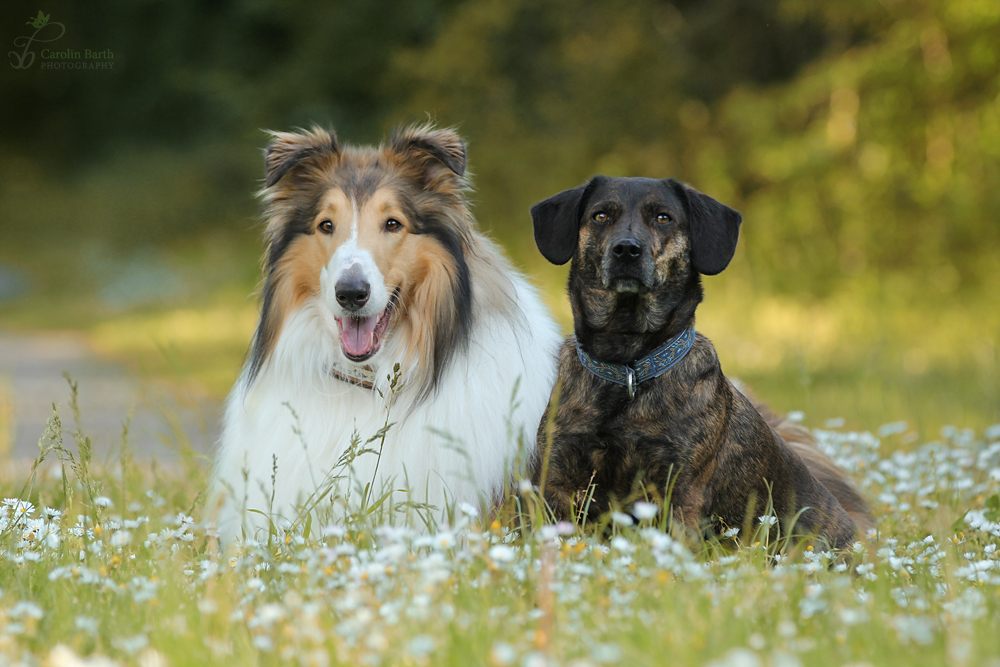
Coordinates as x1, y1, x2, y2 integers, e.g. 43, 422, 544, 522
602, 229, 655, 292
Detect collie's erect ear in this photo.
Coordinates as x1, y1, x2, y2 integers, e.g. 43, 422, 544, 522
263, 127, 340, 188
390, 124, 467, 188
531, 178, 598, 266
665, 179, 742, 276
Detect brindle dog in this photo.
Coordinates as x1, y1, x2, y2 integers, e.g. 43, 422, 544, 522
531, 176, 871, 549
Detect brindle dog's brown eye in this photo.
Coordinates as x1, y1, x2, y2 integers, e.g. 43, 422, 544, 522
593, 212, 608, 223
656, 213, 672, 224
385, 218, 402, 232
319, 220, 334, 234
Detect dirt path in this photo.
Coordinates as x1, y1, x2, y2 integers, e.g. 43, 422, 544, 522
0, 331, 219, 464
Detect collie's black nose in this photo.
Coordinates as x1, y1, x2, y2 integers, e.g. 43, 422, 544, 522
335, 275, 370, 310
612, 239, 643, 262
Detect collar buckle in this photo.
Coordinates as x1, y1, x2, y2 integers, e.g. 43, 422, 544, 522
626, 366, 636, 400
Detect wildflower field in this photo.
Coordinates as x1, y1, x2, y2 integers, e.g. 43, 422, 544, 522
2, 388, 1000, 667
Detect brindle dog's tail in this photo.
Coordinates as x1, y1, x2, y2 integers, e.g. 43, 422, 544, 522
773, 420, 874, 536
732, 381, 875, 536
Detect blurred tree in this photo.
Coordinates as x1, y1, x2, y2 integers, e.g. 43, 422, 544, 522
1, 0, 996, 306
710, 0, 1000, 298
0, 0, 460, 166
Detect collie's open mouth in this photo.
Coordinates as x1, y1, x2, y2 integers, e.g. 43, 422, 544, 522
335, 308, 391, 362
335, 290, 398, 362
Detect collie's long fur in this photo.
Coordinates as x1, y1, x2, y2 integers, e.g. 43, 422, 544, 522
211, 124, 561, 540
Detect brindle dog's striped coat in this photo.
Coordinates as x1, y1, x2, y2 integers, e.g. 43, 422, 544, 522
531, 176, 871, 549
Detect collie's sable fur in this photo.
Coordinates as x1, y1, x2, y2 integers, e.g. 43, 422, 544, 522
531, 176, 872, 549
211, 124, 561, 540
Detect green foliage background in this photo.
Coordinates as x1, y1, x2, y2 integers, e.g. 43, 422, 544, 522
0, 0, 997, 434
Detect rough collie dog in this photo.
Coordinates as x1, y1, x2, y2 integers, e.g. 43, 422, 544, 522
211, 124, 561, 540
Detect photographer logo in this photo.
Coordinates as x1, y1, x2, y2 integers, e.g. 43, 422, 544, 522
10, 11, 114, 70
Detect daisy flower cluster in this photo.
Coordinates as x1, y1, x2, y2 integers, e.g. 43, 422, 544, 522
0, 421, 998, 667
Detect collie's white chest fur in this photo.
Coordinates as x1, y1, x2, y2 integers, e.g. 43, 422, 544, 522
211, 274, 560, 540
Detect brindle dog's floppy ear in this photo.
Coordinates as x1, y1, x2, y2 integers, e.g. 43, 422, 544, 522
390, 123, 467, 188
531, 178, 599, 266
666, 178, 742, 276
264, 127, 340, 188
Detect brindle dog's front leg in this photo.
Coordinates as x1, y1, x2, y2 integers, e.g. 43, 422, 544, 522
533, 421, 599, 522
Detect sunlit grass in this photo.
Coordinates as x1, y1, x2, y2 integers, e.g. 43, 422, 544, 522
0, 378, 13, 459
87, 302, 259, 399
695, 283, 1000, 440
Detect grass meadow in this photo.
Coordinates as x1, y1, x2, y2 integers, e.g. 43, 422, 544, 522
1, 369, 999, 667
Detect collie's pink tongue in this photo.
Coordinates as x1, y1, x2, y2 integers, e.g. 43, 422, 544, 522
340, 315, 379, 357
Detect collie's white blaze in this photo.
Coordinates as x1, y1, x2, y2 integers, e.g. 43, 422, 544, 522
212, 268, 561, 541
348, 197, 358, 242
319, 196, 391, 322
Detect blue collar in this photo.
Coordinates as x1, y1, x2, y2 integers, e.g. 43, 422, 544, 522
575, 327, 696, 400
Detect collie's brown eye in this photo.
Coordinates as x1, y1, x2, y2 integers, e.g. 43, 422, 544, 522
656, 213, 672, 224
593, 212, 609, 223
385, 218, 402, 232
318, 220, 334, 234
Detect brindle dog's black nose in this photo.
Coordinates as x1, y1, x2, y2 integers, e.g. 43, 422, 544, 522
612, 239, 643, 262
335, 276, 370, 310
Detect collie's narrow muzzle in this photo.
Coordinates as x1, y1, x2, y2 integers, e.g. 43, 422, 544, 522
331, 267, 392, 361
323, 243, 393, 362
